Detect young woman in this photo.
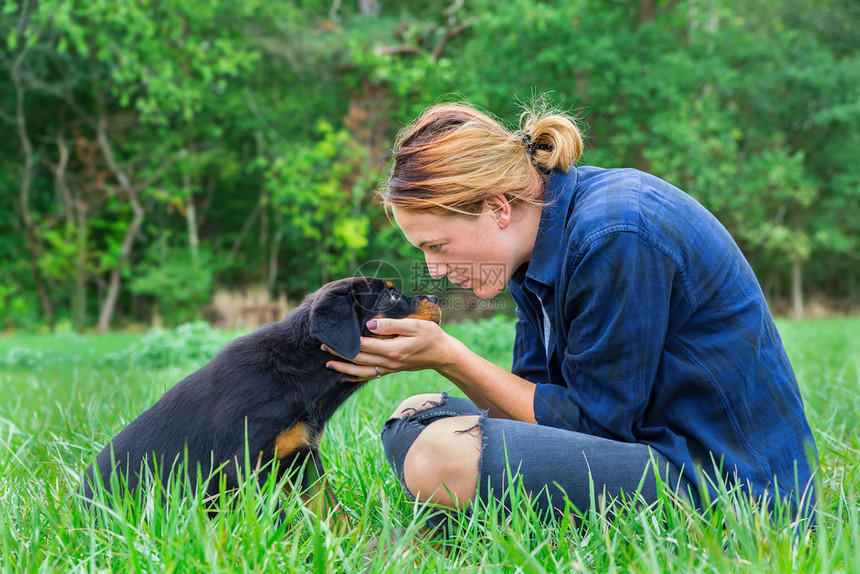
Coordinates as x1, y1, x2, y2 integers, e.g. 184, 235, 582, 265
325, 102, 817, 521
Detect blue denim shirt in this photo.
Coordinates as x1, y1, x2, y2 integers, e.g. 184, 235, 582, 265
509, 166, 817, 507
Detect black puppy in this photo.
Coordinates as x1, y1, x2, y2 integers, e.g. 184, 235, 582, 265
83, 277, 441, 517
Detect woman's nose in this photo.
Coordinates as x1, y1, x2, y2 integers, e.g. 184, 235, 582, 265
425, 255, 447, 279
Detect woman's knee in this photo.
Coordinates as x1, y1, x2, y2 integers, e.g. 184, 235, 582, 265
388, 393, 445, 420
403, 415, 483, 509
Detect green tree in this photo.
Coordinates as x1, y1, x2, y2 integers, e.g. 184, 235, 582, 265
1, 0, 857, 330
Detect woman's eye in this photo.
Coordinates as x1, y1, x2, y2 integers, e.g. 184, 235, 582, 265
428, 245, 442, 253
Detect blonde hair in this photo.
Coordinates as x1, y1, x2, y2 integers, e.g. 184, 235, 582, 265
380, 100, 583, 215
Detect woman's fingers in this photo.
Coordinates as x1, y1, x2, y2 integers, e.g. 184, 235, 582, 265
365, 317, 423, 337
325, 358, 384, 382
356, 336, 401, 361
322, 340, 397, 369
321, 344, 349, 360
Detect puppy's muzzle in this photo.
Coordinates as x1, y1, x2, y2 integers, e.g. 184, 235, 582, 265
407, 295, 442, 324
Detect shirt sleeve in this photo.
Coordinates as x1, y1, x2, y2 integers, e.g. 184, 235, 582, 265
533, 229, 682, 441
511, 305, 551, 385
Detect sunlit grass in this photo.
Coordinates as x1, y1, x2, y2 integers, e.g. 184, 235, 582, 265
0, 317, 858, 572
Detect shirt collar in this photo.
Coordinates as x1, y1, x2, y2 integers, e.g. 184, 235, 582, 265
511, 167, 578, 288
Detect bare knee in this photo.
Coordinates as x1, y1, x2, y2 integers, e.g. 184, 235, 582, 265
403, 415, 482, 509
389, 393, 445, 420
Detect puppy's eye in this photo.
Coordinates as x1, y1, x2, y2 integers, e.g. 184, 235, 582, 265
390, 292, 401, 302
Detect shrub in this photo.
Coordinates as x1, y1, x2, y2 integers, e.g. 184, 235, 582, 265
102, 322, 235, 369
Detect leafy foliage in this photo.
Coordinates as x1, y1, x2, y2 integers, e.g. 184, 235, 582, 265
1, 0, 858, 330
102, 321, 234, 369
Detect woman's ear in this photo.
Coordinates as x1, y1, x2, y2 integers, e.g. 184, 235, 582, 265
484, 194, 513, 229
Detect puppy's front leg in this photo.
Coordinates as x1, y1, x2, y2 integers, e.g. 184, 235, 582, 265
293, 447, 350, 529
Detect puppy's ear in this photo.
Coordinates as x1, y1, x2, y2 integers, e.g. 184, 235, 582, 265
308, 284, 361, 359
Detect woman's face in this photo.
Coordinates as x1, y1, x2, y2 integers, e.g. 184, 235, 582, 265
392, 199, 536, 298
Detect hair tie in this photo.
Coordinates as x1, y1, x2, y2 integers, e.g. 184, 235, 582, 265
517, 130, 551, 158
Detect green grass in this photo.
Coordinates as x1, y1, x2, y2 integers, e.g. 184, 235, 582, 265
0, 316, 858, 572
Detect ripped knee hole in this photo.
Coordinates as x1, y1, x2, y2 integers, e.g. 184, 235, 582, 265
397, 399, 444, 418
453, 421, 482, 436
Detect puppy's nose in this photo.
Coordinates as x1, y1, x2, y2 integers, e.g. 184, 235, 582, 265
424, 295, 438, 305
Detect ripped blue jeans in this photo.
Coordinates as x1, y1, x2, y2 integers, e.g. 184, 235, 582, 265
381, 392, 697, 520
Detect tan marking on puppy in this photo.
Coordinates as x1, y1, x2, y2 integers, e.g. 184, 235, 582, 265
405, 301, 442, 324
274, 422, 313, 459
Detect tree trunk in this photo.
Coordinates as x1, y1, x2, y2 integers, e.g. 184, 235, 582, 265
74, 204, 89, 330
97, 201, 144, 331
791, 256, 803, 320
358, 0, 378, 16
637, 0, 656, 27
267, 211, 284, 292
52, 131, 88, 330
183, 171, 200, 266
11, 59, 54, 324
229, 202, 261, 262
254, 132, 270, 276
95, 117, 145, 332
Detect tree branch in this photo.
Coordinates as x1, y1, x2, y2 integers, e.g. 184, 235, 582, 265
431, 20, 472, 60
15, 67, 95, 125
51, 129, 73, 225
132, 148, 189, 193
373, 44, 422, 57
96, 116, 135, 195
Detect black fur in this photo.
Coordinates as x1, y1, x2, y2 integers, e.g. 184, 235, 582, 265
82, 277, 440, 510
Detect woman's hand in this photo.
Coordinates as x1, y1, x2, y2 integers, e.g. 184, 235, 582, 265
323, 318, 455, 382
325, 316, 536, 422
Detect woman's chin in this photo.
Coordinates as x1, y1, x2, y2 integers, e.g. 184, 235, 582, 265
472, 283, 503, 299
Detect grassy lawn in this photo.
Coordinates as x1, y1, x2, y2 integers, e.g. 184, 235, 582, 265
0, 317, 858, 572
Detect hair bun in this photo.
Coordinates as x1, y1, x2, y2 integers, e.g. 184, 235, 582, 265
520, 109, 583, 173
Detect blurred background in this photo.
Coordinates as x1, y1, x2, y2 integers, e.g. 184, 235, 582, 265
1, 0, 858, 332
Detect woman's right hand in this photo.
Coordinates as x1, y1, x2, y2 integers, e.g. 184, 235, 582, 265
324, 316, 536, 423
323, 317, 458, 380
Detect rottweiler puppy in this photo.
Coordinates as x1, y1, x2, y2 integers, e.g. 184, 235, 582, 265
82, 277, 441, 518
